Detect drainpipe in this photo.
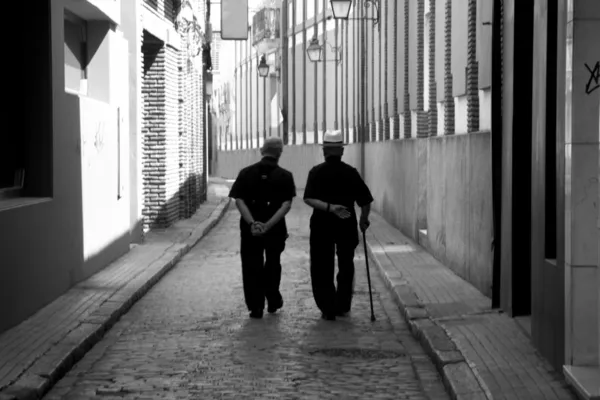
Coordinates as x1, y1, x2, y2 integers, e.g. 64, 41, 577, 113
360, 6, 366, 178
281, 0, 289, 145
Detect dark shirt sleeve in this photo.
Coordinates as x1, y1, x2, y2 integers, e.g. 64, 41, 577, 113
228, 169, 247, 200
284, 173, 297, 201
303, 168, 318, 200
353, 169, 374, 207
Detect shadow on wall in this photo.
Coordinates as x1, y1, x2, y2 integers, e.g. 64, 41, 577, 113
85, 173, 208, 281
143, 172, 208, 231
0, 171, 208, 337
0, 96, 84, 334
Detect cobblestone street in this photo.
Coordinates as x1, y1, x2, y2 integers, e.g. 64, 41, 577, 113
44, 199, 450, 400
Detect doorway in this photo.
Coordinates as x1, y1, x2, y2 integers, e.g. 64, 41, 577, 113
499, 0, 534, 317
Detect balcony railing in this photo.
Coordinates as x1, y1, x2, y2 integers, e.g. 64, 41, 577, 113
252, 8, 280, 51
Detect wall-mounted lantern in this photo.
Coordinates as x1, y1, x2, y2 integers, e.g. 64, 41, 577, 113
306, 38, 323, 63
258, 55, 270, 78
306, 37, 343, 65
330, 0, 353, 19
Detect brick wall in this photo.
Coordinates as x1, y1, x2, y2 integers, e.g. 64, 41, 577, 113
403, 0, 411, 138
383, 0, 390, 140
466, 0, 479, 133
416, 0, 428, 138
142, 40, 168, 230
428, 0, 438, 137
141, 0, 206, 231
393, 0, 400, 139
164, 45, 180, 224
444, 0, 455, 135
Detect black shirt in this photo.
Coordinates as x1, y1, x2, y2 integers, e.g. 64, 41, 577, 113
304, 158, 374, 237
229, 157, 296, 238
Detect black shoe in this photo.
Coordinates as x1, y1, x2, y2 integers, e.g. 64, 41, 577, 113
267, 298, 284, 314
335, 310, 349, 317
249, 310, 263, 319
321, 313, 336, 321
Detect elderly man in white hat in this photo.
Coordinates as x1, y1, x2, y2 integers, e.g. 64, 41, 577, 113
229, 136, 296, 319
303, 130, 374, 321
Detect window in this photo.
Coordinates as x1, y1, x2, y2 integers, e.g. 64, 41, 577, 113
211, 34, 221, 72
424, 8, 431, 111
296, 0, 304, 25
166, 0, 182, 23
1, 0, 53, 203
210, 1, 221, 32
145, 0, 159, 11
307, 0, 314, 19
64, 11, 88, 95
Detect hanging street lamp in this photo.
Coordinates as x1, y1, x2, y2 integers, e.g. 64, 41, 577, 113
329, 0, 380, 26
258, 55, 270, 77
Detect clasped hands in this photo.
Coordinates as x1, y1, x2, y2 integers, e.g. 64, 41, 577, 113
251, 221, 268, 236
328, 204, 370, 232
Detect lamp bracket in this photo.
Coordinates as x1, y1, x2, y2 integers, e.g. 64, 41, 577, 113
324, 40, 343, 65
311, 37, 343, 65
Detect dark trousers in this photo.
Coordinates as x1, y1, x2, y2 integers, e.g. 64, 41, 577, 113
309, 229, 357, 315
240, 233, 286, 312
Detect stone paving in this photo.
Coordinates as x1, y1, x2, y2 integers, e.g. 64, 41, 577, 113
365, 212, 578, 400
0, 183, 230, 400
43, 199, 450, 400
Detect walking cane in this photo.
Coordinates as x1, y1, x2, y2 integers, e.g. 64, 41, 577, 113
362, 228, 376, 322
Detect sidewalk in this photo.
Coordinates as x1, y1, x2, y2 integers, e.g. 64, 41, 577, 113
364, 212, 577, 400
0, 181, 231, 400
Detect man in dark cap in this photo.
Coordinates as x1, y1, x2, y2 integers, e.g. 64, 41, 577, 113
303, 130, 374, 321
229, 136, 296, 319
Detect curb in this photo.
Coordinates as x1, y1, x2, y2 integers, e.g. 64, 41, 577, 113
0, 198, 231, 400
363, 235, 492, 400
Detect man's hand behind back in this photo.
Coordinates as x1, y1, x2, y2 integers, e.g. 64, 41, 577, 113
251, 222, 266, 236
330, 204, 351, 220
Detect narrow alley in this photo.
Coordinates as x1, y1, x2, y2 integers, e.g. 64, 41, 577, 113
2, 0, 599, 399
42, 196, 450, 400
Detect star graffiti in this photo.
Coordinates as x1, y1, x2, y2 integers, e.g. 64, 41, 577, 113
585, 61, 600, 95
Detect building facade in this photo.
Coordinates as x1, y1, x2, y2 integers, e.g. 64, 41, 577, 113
0, 0, 209, 335
501, 0, 600, 395
214, 0, 600, 394
217, 0, 495, 297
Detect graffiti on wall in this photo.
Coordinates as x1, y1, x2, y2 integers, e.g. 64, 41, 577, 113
585, 62, 599, 95
94, 120, 106, 152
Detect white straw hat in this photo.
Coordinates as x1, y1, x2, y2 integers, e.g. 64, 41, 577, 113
321, 130, 346, 147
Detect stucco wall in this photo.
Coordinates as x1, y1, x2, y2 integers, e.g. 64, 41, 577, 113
0, 1, 133, 334
80, 96, 131, 278
215, 132, 493, 296
363, 140, 421, 239
427, 132, 493, 296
